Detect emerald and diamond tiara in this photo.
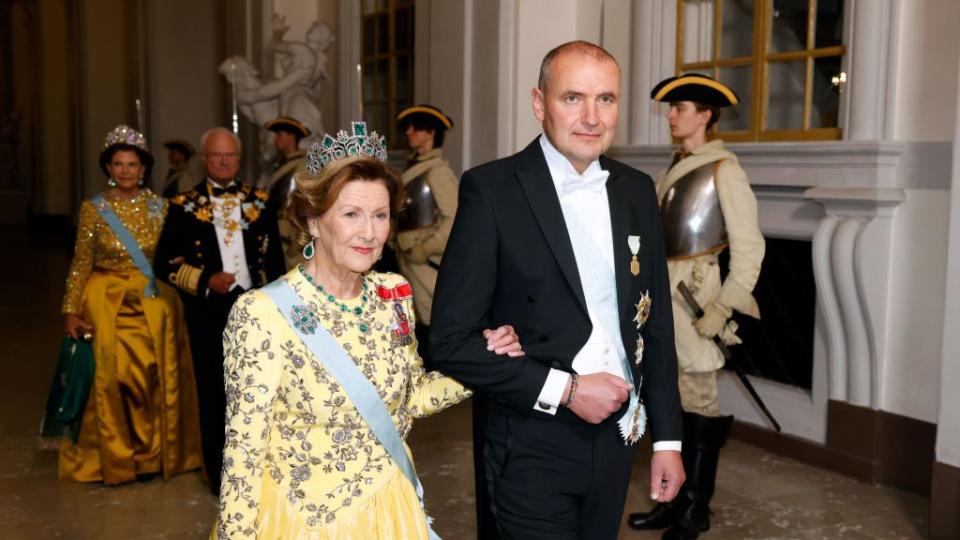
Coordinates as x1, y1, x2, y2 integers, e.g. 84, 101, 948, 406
305, 121, 388, 175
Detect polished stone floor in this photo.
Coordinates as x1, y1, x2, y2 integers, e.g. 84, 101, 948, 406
0, 227, 929, 539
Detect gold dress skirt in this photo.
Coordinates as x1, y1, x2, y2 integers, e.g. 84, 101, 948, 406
58, 270, 203, 485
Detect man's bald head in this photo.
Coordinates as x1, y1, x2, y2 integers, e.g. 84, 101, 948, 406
537, 40, 620, 93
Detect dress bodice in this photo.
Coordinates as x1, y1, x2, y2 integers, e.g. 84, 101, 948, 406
62, 190, 167, 313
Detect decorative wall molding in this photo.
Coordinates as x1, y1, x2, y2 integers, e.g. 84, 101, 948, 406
805, 187, 904, 408
610, 141, 908, 188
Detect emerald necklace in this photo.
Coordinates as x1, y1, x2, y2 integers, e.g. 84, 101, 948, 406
298, 264, 371, 333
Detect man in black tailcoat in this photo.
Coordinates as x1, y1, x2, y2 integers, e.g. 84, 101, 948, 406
430, 41, 686, 539
155, 127, 285, 495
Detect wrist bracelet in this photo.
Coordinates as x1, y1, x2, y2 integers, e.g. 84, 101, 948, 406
564, 373, 579, 407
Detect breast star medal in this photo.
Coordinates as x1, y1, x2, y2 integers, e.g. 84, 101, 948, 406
628, 235, 641, 276
633, 291, 652, 366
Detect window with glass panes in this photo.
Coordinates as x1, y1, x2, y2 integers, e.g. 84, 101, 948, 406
676, 0, 845, 141
360, 0, 414, 148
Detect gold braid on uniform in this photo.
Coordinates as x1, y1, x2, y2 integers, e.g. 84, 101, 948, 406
170, 264, 202, 296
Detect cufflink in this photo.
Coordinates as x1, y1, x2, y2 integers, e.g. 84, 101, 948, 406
537, 402, 551, 411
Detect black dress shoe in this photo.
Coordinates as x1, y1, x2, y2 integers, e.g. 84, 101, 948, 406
661, 510, 710, 540
627, 502, 680, 530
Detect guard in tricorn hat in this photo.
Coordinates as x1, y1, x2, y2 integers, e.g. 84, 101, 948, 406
264, 116, 311, 268
393, 104, 457, 365
627, 74, 766, 540
161, 139, 198, 198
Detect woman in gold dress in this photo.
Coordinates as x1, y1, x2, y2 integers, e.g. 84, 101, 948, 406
215, 122, 521, 539
60, 125, 203, 485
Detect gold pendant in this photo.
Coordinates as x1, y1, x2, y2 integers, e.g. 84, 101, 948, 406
630, 255, 640, 276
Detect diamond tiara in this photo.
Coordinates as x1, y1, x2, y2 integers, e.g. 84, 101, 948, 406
103, 125, 148, 152
305, 121, 388, 176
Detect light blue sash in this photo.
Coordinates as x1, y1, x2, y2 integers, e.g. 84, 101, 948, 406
262, 279, 440, 540
91, 194, 158, 298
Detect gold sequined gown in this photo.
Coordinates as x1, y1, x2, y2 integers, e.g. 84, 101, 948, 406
60, 190, 203, 485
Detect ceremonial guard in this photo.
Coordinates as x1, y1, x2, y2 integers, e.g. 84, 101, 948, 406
393, 104, 458, 360
264, 116, 310, 268
161, 139, 198, 198
154, 127, 285, 494
628, 74, 765, 539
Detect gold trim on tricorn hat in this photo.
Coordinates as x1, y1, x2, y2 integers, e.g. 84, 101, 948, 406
264, 116, 312, 139
651, 74, 739, 107
396, 104, 454, 129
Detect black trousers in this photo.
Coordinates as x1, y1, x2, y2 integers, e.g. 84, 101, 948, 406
183, 291, 239, 495
482, 401, 637, 540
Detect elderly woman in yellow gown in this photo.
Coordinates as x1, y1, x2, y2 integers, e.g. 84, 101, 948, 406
60, 125, 203, 485
215, 123, 521, 539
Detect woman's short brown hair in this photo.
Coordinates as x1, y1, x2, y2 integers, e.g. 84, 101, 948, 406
288, 155, 405, 248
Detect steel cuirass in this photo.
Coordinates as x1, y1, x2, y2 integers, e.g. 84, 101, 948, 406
660, 161, 728, 259
397, 175, 439, 232
268, 172, 296, 213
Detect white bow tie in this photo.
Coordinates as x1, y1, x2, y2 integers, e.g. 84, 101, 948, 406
561, 169, 610, 196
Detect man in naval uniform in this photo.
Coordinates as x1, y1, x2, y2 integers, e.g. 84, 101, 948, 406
628, 74, 765, 539
394, 104, 458, 364
161, 139, 198, 198
431, 41, 684, 540
154, 127, 285, 495
264, 116, 310, 268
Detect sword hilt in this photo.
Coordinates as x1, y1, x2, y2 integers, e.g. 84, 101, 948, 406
677, 281, 732, 360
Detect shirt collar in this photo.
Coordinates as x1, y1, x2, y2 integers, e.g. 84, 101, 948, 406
539, 135, 604, 189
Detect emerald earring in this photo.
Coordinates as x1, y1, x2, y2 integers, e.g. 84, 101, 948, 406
302, 238, 316, 260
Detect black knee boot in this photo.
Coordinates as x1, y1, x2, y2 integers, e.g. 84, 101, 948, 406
661, 412, 733, 540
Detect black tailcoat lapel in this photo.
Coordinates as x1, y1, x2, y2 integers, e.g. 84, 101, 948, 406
514, 143, 589, 318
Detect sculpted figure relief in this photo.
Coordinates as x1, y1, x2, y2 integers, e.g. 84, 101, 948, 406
220, 15, 334, 179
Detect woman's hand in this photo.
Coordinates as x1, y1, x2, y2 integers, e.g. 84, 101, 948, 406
64, 313, 93, 340
483, 325, 524, 357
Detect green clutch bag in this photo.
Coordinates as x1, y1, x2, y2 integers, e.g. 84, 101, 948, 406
40, 337, 95, 444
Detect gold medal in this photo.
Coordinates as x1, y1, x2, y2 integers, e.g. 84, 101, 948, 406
627, 235, 641, 276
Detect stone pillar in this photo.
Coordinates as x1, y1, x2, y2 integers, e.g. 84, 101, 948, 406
931, 42, 960, 540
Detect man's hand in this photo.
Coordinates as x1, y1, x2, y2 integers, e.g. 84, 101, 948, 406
566, 373, 632, 424
483, 325, 524, 357
649, 450, 685, 503
208, 272, 236, 295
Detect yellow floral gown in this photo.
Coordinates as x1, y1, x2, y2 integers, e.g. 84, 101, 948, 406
60, 190, 203, 485
216, 268, 470, 539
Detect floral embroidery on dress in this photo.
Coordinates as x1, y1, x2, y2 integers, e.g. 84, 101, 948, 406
217, 270, 471, 538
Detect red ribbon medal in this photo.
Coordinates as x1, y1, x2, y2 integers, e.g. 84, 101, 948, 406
378, 282, 414, 344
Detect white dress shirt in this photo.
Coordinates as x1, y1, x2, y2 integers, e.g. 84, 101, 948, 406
208, 179, 253, 292
533, 136, 681, 452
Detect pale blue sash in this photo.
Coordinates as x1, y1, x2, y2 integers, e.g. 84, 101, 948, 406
90, 193, 158, 298
261, 279, 440, 539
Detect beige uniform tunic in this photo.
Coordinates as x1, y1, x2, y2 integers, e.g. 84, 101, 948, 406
395, 148, 458, 325
657, 140, 765, 414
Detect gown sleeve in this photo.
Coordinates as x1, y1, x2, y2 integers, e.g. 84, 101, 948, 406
62, 201, 98, 314
403, 295, 472, 419
217, 291, 285, 539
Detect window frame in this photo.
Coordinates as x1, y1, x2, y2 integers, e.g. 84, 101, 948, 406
359, 0, 414, 148
676, 0, 846, 142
